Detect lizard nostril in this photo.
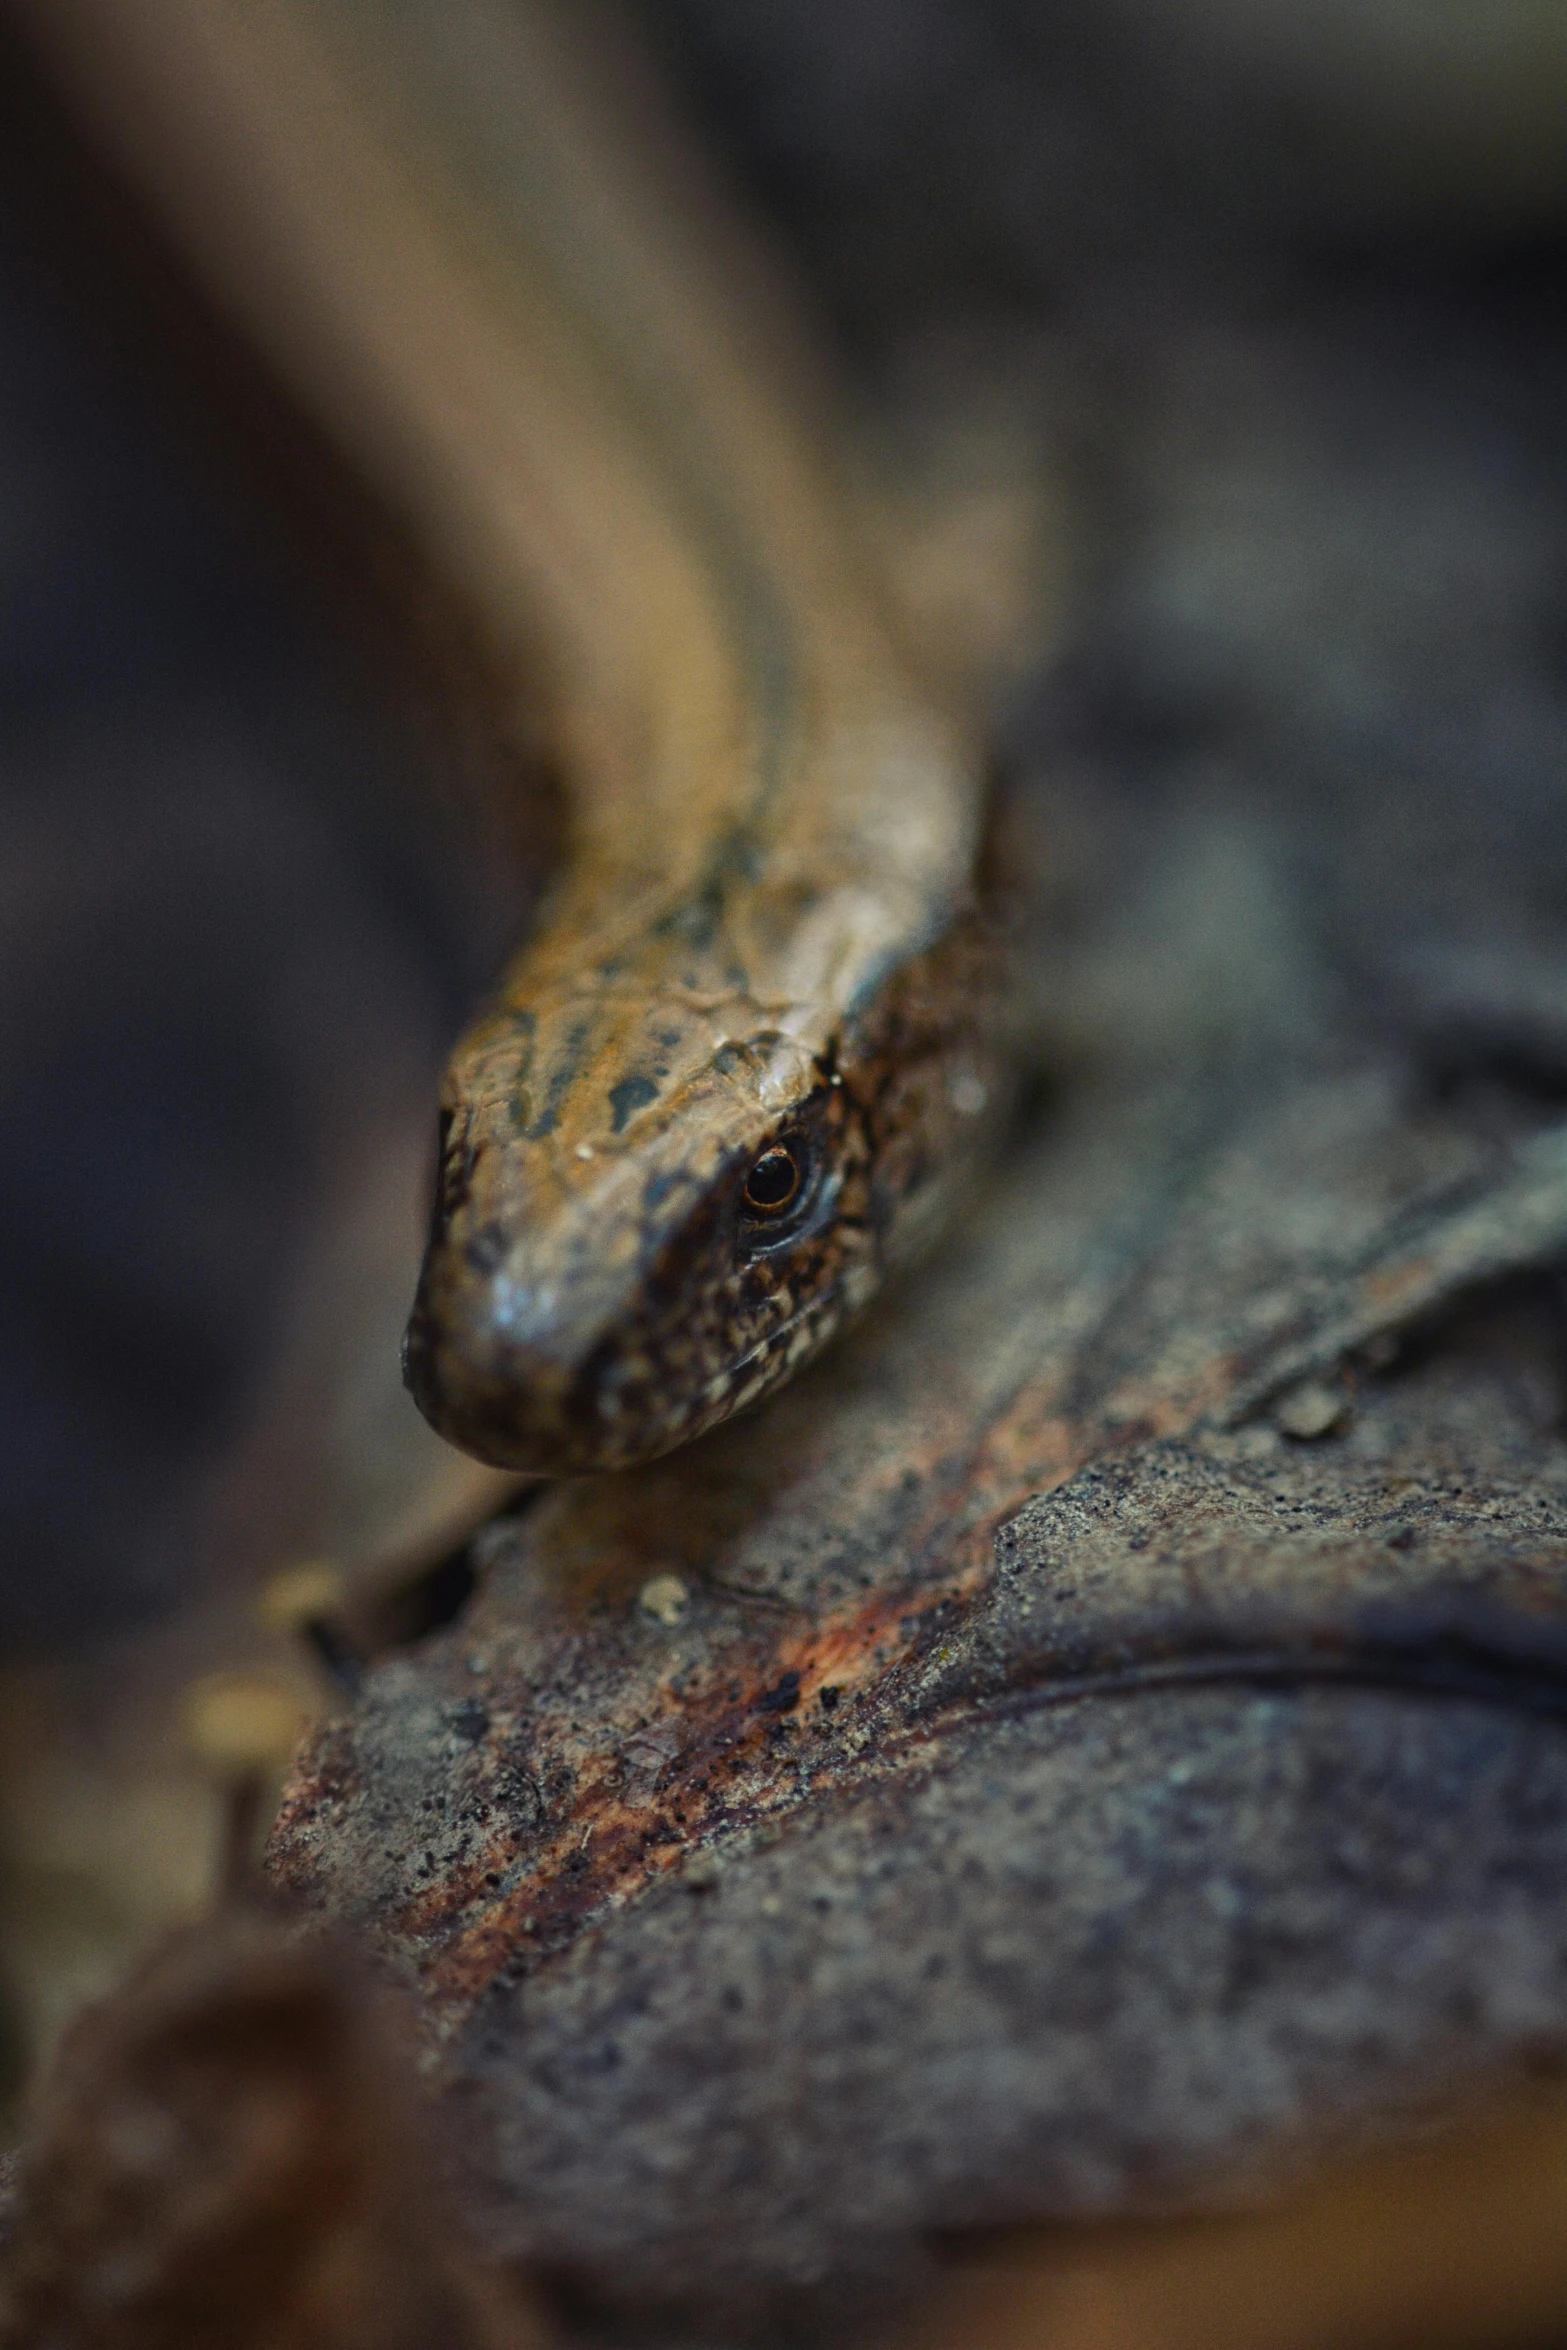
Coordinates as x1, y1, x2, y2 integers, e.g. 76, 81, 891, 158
464, 1222, 509, 1277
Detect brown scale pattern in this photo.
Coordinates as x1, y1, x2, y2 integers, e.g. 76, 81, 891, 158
12, 0, 1000, 1475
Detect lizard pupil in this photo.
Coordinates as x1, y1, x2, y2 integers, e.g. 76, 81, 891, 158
743, 1144, 801, 1216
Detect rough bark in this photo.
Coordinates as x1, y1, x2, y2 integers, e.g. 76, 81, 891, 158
272, 285, 1567, 2322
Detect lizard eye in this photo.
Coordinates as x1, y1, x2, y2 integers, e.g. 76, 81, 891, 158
742, 1143, 802, 1217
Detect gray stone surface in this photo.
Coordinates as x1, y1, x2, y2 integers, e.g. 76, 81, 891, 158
455, 1686, 1567, 2327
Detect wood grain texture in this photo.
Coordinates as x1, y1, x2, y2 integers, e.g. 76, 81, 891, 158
270, 1010, 1567, 2325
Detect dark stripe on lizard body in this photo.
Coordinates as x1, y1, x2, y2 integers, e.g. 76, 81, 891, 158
18, 0, 1012, 1471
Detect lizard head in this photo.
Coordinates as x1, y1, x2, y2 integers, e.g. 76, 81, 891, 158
401, 985, 880, 1473
401, 917, 996, 1473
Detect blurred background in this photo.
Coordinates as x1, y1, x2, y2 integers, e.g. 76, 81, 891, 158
2, 0, 1567, 2338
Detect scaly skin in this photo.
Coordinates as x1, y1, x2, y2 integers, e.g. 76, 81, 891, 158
18, 0, 1005, 1472
406, 883, 1008, 1470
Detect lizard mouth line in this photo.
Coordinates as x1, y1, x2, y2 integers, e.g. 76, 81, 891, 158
702, 1273, 854, 1399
